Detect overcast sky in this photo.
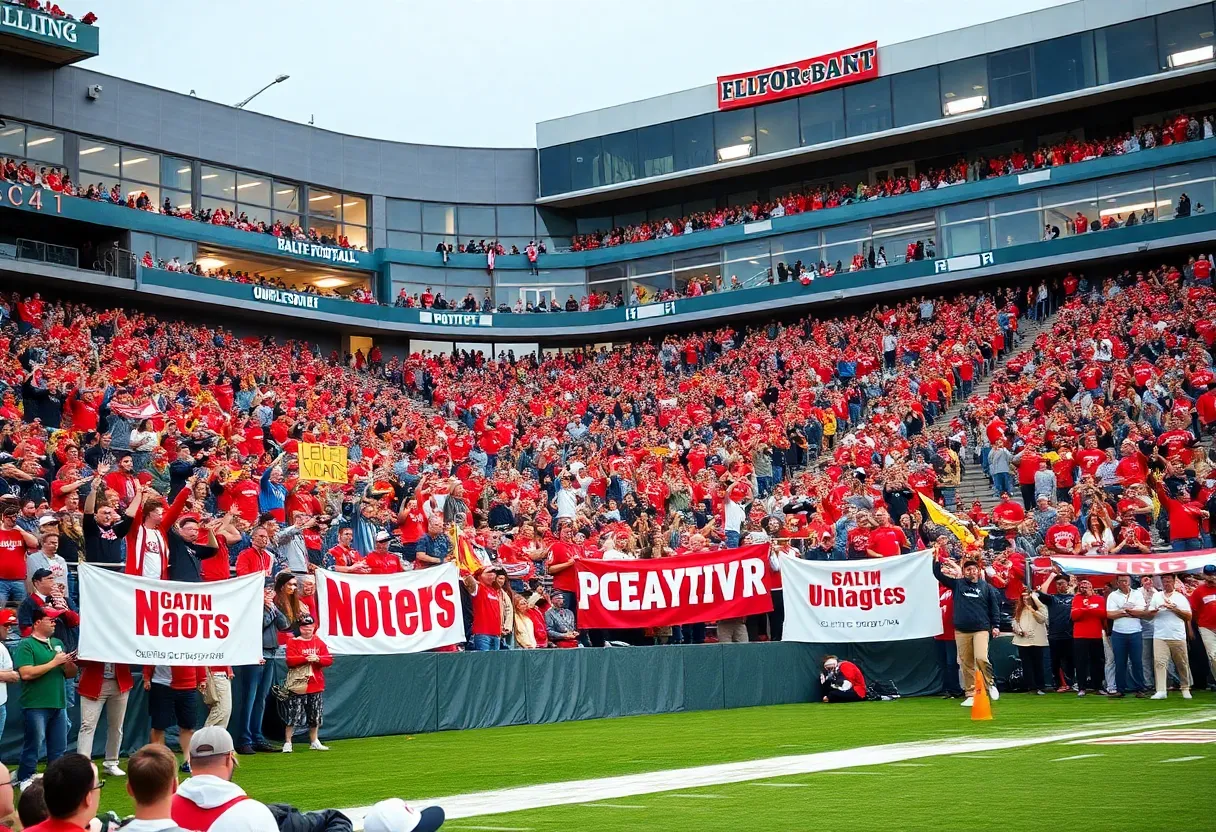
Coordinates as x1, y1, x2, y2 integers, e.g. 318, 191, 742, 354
78, 0, 1069, 148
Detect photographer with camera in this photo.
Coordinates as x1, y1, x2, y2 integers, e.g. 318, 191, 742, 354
819, 655, 867, 703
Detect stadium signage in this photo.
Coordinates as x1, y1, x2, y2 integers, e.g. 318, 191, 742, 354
575, 544, 773, 628
0, 184, 62, 213
252, 285, 321, 310
1051, 550, 1216, 577
0, 6, 80, 44
276, 237, 361, 265
419, 311, 493, 327
717, 41, 878, 110
77, 565, 264, 666
315, 565, 465, 654
781, 552, 943, 643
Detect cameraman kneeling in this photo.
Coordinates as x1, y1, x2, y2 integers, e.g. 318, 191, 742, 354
820, 655, 867, 703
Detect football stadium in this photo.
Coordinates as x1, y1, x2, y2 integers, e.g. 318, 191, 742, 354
1, 0, 1216, 829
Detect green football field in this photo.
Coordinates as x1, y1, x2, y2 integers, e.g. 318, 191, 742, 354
93, 693, 1216, 830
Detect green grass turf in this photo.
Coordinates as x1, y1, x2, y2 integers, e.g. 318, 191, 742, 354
466, 741, 1214, 832
94, 692, 1216, 818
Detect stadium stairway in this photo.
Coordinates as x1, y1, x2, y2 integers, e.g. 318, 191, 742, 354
947, 309, 1060, 514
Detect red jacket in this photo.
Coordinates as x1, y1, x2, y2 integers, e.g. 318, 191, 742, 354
143, 665, 205, 691
1070, 593, 1106, 639
78, 661, 134, 699
125, 487, 190, 579
285, 635, 332, 694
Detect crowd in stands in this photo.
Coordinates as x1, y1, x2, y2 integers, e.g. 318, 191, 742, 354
0, 246, 1213, 778
0, 161, 364, 252
140, 252, 377, 303
568, 112, 1216, 252
1, 0, 97, 24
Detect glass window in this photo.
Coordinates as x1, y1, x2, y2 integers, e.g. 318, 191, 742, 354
422, 234, 457, 251
342, 224, 368, 249
539, 145, 571, 196
1034, 33, 1096, 97
989, 192, 1041, 249
24, 126, 62, 165
601, 130, 638, 184
307, 189, 340, 221
162, 188, 191, 213
79, 139, 118, 174
1155, 161, 1215, 223
423, 203, 456, 235
496, 206, 534, 237
536, 208, 575, 240
988, 47, 1034, 108
588, 264, 627, 285
569, 137, 602, 191
799, 88, 845, 146
388, 230, 421, 249
724, 240, 771, 285
755, 99, 799, 156
200, 165, 235, 199
274, 210, 301, 229
273, 182, 301, 213
1095, 18, 1158, 84
940, 56, 988, 117
892, 67, 940, 128
342, 195, 368, 227
162, 157, 192, 191
238, 202, 271, 226
576, 215, 611, 236
120, 149, 159, 185
458, 205, 496, 237
844, 77, 892, 137
940, 200, 988, 224
638, 123, 674, 177
155, 236, 194, 266
942, 219, 989, 257
1097, 172, 1155, 225
672, 115, 714, 171
714, 108, 756, 162
120, 181, 158, 206
824, 222, 871, 269
1158, 5, 1216, 71
646, 203, 682, 223
387, 199, 422, 230
310, 218, 340, 241
871, 213, 936, 265
236, 172, 270, 207
1041, 182, 1098, 236
0, 123, 25, 157
200, 196, 235, 217
770, 230, 821, 269
614, 210, 646, 228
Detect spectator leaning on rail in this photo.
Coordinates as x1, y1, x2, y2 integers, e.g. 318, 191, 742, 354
932, 556, 1001, 708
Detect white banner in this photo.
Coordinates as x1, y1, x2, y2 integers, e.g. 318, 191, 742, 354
780, 552, 943, 643
315, 564, 465, 654
78, 564, 263, 666
1052, 550, 1216, 577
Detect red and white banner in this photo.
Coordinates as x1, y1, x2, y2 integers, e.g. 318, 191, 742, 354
315, 564, 465, 654
780, 552, 942, 643
575, 545, 773, 628
1052, 550, 1216, 578
78, 564, 263, 666
717, 42, 878, 110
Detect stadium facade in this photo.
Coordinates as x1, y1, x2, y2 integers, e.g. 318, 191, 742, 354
1, 0, 1215, 356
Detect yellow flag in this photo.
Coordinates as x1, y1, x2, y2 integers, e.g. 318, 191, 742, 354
449, 525, 482, 575
919, 491, 988, 546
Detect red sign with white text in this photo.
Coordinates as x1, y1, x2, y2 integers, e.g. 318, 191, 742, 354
575, 545, 773, 628
717, 42, 878, 111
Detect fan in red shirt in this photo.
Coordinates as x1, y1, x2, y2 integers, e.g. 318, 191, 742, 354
820, 655, 867, 703
283, 616, 333, 751
1070, 580, 1107, 693
462, 566, 505, 650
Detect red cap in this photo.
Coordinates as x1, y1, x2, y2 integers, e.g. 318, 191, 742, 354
0, 609, 16, 625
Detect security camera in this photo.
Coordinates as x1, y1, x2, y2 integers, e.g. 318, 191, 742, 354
87, 84, 103, 100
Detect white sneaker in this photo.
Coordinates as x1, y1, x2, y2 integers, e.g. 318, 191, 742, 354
18, 778, 33, 791
1182, 690, 1193, 699
961, 697, 974, 707
989, 685, 1000, 701
103, 763, 124, 777
282, 742, 293, 753
310, 741, 330, 751
1150, 691, 1168, 700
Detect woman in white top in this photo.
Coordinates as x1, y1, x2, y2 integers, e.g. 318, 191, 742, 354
127, 419, 161, 472
1080, 513, 1115, 556
1011, 591, 1049, 694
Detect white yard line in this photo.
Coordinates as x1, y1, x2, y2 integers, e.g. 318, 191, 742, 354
341, 710, 1216, 824
582, 804, 647, 809
1160, 756, 1205, 763
1050, 754, 1104, 761
749, 783, 810, 788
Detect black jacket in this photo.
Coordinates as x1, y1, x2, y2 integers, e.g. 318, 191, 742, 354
933, 561, 1001, 633
268, 804, 353, 832
1035, 590, 1074, 640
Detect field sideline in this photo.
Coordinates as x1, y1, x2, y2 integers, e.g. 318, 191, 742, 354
94, 694, 1216, 828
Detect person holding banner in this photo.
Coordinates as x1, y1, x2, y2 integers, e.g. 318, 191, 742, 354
932, 558, 1001, 707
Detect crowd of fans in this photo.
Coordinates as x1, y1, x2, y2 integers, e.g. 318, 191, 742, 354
0, 246, 1213, 781
139, 253, 376, 303
1, 0, 96, 24
568, 112, 1216, 252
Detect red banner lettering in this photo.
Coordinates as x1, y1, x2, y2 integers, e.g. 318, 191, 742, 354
717, 42, 878, 111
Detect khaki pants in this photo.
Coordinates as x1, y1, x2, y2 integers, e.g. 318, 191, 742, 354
77, 679, 129, 766
1201, 628, 1216, 676
1153, 639, 1191, 693
204, 674, 233, 729
955, 630, 993, 696
717, 618, 749, 643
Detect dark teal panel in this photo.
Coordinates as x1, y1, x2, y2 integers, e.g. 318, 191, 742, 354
321, 654, 438, 738
722, 642, 822, 708
848, 639, 940, 697
680, 645, 725, 712
605, 648, 684, 717
524, 649, 602, 724
437, 651, 529, 731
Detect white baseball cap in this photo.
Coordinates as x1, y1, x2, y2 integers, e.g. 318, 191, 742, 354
362, 799, 445, 832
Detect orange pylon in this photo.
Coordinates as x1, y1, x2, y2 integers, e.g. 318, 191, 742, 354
971, 669, 993, 721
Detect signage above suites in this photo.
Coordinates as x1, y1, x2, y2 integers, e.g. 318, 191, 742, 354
716, 41, 878, 111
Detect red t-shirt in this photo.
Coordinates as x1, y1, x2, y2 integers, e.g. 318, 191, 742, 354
1190, 584, 1216, 630
1044, 523, 1081, 555
837, 660, 867, 698
1071, 593, 1106, 639
470, 583, 502, 636
547, 541, 581, 593
868, 525, 907, 557
937, 587, 955, 641
0, 527, 27, 580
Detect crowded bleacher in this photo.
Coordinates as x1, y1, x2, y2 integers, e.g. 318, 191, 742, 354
569, 112, 1216, 253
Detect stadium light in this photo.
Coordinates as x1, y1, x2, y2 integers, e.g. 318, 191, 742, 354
1167, 45, 1214, 68
235, 74, 290, 110
943, 95, 987, 116
195, 257, 227, 270
314, 277, 348, 289
716, 143, 752, 161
